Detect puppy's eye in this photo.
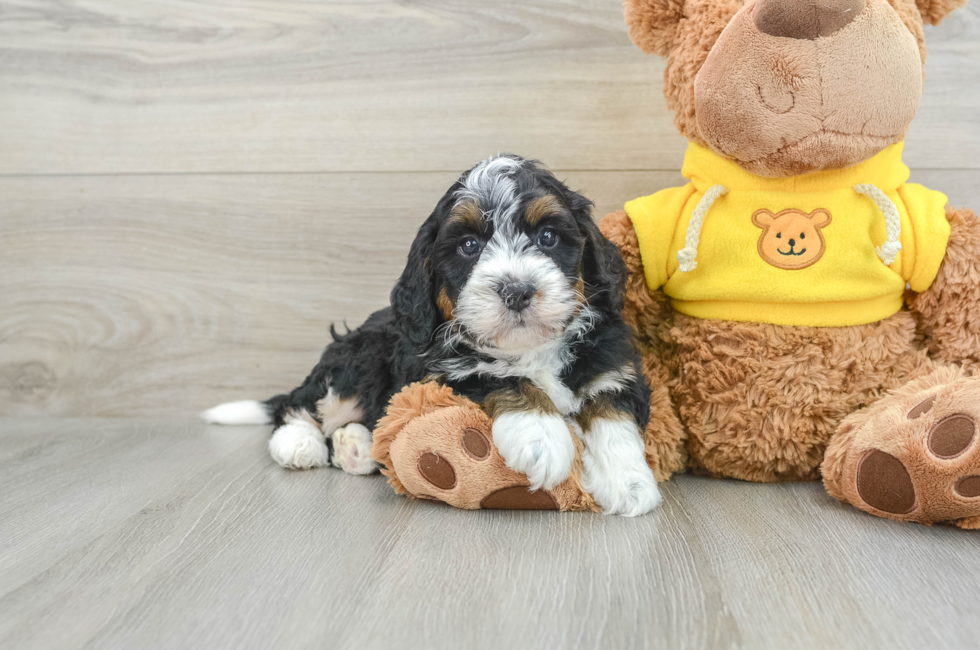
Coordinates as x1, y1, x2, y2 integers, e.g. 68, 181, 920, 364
458, 236, 483, 257
537, 227, 559, 249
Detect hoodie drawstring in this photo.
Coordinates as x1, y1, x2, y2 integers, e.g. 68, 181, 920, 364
854, 183, 903, 266
677, 185, 728, 272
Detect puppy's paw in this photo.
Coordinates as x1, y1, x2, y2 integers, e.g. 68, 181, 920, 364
269, 420, 330, 470
582, 455, 661, 517
492, 412, 575, 490
330, 423, 378, 475
580, 417, 661, 516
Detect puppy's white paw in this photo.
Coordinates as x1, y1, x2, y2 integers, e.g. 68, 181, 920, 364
269, 420, 330, 470
330, 423, 377, 475
580, 417, 661, 517
492, 411, 575, 490
582, 455, 661, 517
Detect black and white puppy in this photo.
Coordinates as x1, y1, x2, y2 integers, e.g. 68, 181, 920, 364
203, 155, 660, 516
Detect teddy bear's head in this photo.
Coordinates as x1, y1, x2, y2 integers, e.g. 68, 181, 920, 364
626, 0, 966, 177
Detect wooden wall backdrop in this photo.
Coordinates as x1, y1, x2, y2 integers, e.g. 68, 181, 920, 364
1, 0, 978, 417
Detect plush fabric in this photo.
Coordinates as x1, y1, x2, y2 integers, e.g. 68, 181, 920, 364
603, 209, 943, 482
624, 142, 950, 326
694, 0, 924, 176
908, 205, 980, 368
626, 0, 939, 177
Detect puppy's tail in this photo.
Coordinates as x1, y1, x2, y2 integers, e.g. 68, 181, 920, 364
200, 398, 281, 425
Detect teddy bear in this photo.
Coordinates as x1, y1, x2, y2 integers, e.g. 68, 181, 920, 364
372, 0, 980, 527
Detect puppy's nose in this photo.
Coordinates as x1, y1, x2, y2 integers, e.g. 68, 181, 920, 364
754, 0, 865, 39
789, 238, 796, 247
499, 282, 536, 312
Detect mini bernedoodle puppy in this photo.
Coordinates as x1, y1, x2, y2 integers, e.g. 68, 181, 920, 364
204, 155, 661, 516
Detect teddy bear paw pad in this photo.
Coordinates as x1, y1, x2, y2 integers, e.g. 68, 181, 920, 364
856, 449, 915, 515
460, 427, 491, 460
480, 486, 558, 510
417, 452, 457, 490
926, 415, 976, 458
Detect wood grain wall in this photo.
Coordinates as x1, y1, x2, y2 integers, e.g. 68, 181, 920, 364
1, 0, 978, 416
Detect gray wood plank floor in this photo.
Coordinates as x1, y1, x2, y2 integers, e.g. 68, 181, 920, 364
2, 417, 979, 650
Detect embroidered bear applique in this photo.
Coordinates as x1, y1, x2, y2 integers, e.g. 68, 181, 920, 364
752, 208, 832, 270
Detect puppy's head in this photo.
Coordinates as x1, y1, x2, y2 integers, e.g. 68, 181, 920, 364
390, 155, 623, 356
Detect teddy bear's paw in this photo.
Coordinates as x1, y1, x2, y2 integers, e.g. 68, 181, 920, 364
330, 423, 378, 475
491, 412, 576, 491
385, 405, 577, 510
829, 375, 980, 525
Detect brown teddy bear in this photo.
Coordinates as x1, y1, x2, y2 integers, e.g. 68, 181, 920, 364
372, 0, 980, 527
597, 0, 980, 527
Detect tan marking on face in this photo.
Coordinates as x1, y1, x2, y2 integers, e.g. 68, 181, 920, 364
752, 208, 832, 270
449, 200, 483, 229
526, 195, 562, 226
574, 277, 585, 302
437, 287, 455, 321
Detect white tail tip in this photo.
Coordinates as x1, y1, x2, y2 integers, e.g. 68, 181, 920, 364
200, 400, 272, 425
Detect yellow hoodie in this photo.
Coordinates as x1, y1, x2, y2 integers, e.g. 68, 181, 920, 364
624, 142, 950, 327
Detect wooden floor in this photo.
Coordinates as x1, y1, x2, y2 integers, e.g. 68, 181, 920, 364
2, 417, 979, 650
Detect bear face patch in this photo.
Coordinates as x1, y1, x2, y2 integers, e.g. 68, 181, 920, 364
752, 208, 832, 270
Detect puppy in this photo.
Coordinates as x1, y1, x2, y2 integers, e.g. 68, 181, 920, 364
203, 155, 661, 516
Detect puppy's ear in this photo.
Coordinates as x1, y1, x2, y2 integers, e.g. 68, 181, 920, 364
390, 213, 442, 350
625, 0, 686, 56
571, 192, 627, 320
915, 0, 966, 26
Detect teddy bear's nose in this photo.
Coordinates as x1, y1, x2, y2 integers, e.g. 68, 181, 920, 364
789, 238, 796, 247
754, 0, 865, 39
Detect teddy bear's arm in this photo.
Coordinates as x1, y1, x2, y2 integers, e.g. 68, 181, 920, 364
907, 205, 980, 365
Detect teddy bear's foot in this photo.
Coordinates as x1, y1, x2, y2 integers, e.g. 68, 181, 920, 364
822, 367, 980, 527
371, 382, 598, 512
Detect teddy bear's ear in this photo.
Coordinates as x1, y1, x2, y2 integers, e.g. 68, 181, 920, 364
625, 0, 686, 56
914, 0, 967, 25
